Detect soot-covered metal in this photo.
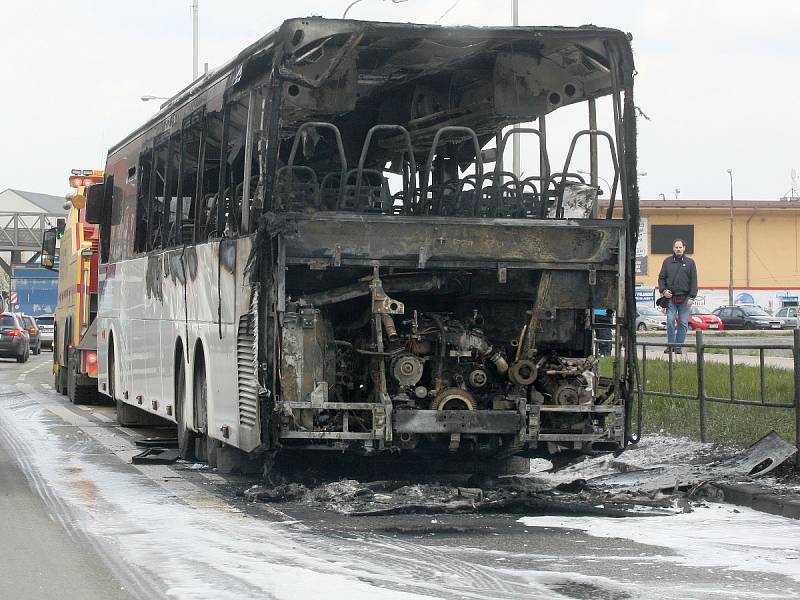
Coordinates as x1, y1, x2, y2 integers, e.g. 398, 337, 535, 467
228, 17, 641, 467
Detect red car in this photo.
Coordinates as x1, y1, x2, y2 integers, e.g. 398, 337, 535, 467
688, 305, 724, 330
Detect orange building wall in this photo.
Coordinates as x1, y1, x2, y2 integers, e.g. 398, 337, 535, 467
635, 208, 800, 289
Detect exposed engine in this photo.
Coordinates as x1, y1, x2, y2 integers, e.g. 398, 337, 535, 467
278, 267, 613, 459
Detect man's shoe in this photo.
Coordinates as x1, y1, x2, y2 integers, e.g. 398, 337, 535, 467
663, 347, 671, 354
674, 347, 682, 354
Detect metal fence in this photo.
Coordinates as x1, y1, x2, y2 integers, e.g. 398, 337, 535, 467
635, 329, 800, 467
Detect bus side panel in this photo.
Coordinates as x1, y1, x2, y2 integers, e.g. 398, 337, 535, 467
142, 254, 162, 412
185, 241, 234, 325
117, 256, 147, 410
233, 236, 261, 452
185, 240, 238, 440
97, 160, 133, 396
157, 248, 187, 419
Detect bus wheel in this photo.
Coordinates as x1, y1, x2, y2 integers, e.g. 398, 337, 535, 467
176, 355, 196, 460
193, 357, 210, 462
59, 366, 68, 395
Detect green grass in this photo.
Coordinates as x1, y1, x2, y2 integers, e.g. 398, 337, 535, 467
599, 358, 798, 447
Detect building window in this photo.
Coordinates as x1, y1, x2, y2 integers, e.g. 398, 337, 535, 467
651, 224, 694, 254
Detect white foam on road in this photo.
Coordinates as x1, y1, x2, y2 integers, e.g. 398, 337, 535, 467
519, 503, 800, 582
0, 385, 439, 600
2, 381, 798, 599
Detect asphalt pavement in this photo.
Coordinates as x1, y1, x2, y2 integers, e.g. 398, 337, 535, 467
0, 354, 132, 600
1, 351, 799, 599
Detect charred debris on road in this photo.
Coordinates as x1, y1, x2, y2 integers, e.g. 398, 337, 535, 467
231, 431, 797, 518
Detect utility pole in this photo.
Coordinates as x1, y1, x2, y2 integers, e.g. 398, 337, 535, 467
192, 0, 199, 80
512, 0, 520, 177
727, 169, 734, 305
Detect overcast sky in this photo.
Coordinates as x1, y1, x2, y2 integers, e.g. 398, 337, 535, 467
1, 0, 797, 200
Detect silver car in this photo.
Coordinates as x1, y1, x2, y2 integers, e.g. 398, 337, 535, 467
775, 307, 799, 329
37, 314, 55, 349
636, 305, 667, 331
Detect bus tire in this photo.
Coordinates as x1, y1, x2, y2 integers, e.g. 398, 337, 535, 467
107, 337, 116, 401
175, 354, 196, 460
58, 366, 68, 396
193, 349, 208, 435
67, 352, 96, 405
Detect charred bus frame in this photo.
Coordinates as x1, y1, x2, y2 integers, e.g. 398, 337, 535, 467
92, 18, 639, 468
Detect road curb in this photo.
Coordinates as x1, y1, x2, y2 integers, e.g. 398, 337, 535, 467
702, 482, 800, 520
610, 459, 800, 520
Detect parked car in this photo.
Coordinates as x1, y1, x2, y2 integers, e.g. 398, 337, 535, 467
635, 305, 667, 331
0, 312, 30, 363
20, 315, 41, 354
688, 305, 724, 330
711, 305, 783, 330
36, 313, 54, 349
774, 307, 799, 329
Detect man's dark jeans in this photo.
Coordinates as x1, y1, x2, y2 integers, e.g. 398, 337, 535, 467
666, 298, 690, 344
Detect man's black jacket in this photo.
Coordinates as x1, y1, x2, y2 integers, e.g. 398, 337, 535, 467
658, 254, 698, 298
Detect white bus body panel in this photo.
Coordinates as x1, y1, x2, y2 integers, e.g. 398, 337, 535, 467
98, 237, 260, 452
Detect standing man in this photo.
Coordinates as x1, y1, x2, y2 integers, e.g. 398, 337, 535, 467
658, 239, 698, 353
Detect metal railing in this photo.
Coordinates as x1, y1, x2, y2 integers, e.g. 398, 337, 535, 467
635, 329, 800, 466
0, 212, 63, 251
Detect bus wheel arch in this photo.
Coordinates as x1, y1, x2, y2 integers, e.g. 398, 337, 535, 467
175, 338, 195, 460
192, 340, 208, 436
107, 329, 117, 400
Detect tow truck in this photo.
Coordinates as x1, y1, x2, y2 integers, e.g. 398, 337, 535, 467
41, 169, 103, 403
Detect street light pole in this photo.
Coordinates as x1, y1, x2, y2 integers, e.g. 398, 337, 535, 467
512, 0, 520, 177
192, 0, 199, 80
727, 169, 734, 306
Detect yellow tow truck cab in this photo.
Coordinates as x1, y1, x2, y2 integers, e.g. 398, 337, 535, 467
42, 169, 103, 403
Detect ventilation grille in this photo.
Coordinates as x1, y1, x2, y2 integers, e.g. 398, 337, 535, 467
237, 312, 258, 427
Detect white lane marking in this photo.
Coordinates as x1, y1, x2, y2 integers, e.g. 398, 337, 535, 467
14, 382, 304, 526
21, 360, 50, 377
92, 412, 114, 423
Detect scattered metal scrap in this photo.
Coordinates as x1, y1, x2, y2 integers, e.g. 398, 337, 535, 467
134, 437, 179, 449
131, 447, 180, 465
586, 431, 796, 493
242, 477, 675, 518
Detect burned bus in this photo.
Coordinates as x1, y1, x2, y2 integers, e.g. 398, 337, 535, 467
91, 17, 639, 469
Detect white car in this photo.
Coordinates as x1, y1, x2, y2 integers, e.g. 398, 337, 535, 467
36, 314, 55, 350
636, 306, 667, 331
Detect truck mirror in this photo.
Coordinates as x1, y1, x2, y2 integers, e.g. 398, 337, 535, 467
84, 183, 105, 224
71, 193, 86, 209
41, 228, 58, 270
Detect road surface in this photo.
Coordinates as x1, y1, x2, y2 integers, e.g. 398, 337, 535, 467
1, 352, 799, 599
